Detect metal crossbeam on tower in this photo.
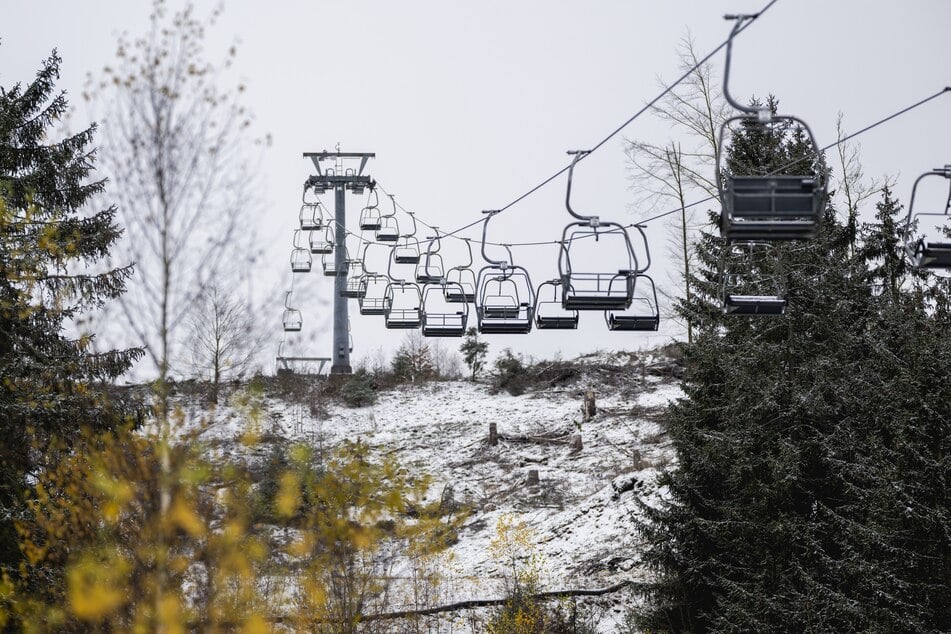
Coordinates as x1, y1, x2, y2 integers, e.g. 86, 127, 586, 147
303, 149, 375, 374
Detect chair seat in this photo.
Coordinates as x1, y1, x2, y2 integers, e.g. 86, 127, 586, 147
478, 320, 532, 334
724, 295, 786, 315
535, 315, 579, 330
910, 241, 951, 269
563, 294, 631, 310
607, 315, 659, 331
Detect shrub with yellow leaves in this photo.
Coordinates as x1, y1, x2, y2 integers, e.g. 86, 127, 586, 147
7, 420, 267, 632
2, 396, 463, 633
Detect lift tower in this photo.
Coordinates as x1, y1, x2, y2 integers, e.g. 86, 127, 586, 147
303, 150, 375, 375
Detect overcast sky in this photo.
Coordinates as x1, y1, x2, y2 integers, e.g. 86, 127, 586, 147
3, 0, 950, 372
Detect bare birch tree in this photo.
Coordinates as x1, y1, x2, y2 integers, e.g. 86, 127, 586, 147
187, 281, 260, 403
626, 34, 729, 342
86, 0, 266, 381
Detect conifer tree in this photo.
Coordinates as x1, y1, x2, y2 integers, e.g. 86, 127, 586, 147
0, 52, 143, 571
634, 97, 950, 631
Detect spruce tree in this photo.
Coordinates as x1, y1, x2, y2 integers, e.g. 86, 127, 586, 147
634, 97, 950, 631
0, 52, 143, 570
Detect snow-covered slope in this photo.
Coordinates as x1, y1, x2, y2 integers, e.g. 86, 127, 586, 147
178, 348, 683, 631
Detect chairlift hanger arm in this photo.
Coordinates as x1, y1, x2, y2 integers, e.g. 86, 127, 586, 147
565, 150, 597, 224
904, 165, 951, 237
722, 14, 769, 120
480, 210, 511, 267
387, 245, 406, 283
402, 211, 418, 238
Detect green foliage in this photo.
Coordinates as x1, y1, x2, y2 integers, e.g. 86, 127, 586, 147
339, 370, 378, 408
391, 338, 434, 383
634, 99, 951, 631
0, 51, 143, 577
460, 327, 489, 381
492, 348, 528, 396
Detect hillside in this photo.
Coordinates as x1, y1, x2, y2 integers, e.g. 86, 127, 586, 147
173, 347, 683, 632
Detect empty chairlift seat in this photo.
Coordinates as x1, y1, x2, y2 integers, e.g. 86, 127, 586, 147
723, 293, 787, 316
309, 226, 334, 254
384, 283, 422, 329
534, 279, 578, 330
359, 189, 382, 231
476, 272, 534, 334
421, 282, 468, 337
605, 274, 660, 331
716, 14, 825, 243
282, 291, 302, 332
359, 274, 390, 316
720, 243, 787, 317
903, 166, 951, 269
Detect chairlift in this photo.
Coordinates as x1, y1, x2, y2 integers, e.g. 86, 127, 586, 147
282, 291, 302, 332
322, 247, 350, 277
903, 165, 951, 268
376, 194, 400, 242
416, 232, 445, 283
299, 186, 325, 230
394, 212, 421, 264
716, 15, 825, 242
559, 150, 641, 310
475, 211, 534, 334
383, 281, 422, 329
534, 279, 578, 330
606, 274, 660, 331
309, 226, 334, 254
359, 188, 382, 231
445, 238, 477, 303
359, 273, 391, 316
722, 242, 787, 315
422, 282, 468, 337
290, 230, 312, 273
341, 259, 366, 298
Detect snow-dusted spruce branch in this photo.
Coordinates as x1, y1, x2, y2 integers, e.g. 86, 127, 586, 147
201, 580, 645, 626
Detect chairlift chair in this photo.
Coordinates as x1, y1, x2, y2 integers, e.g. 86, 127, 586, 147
309, 226, 334, 254
359, 188, 382, 231
376, 194, 401, 242
299, 203, 324, 231
558, 150, 641, 310
290, 230, 312, 273
322, 247, 350, 277
722, 242, 787, 315
383, 282, 423, 329
534, 279, 579, 330
359, 274, 391, 316
416, 233, 445, 283
444, 238, 476, 303
421, 282, 468, 337
341, 259, 367, 298
903, 165, 951, 268
606, 274, 660, 331
716, 15, 825, 242
299, 186, 325, 230
282, 291, 302, 332
394, 212, 421, 263
475, 212, 534, 334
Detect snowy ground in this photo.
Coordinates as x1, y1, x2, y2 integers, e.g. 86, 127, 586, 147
174, 349, 682, 632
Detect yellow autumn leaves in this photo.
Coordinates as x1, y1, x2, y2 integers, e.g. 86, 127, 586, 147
2, 402, 463, 633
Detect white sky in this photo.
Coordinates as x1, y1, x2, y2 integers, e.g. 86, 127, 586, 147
3, 0, 950, 372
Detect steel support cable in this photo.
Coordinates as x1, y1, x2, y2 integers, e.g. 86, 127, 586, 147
367, 0, 779, 248
632, 86, 951, 228
374, 87, 951, 250
434, 0, 782, 240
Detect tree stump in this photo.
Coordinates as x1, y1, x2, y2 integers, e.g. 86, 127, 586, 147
570, 434, 583, 452
582, 390, 597, 421
488, 422, 498, 446
527, 469, 540, 487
